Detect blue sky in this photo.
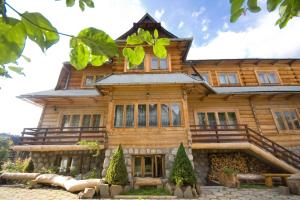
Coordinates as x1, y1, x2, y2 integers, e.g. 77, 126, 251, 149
0, 0, 300, 134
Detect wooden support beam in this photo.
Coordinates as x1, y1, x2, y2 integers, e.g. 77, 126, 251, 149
224, 94, 234, 101
199, 93, 210, 101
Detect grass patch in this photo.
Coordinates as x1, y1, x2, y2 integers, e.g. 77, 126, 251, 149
239, 183, 271, 189
121, 187, 171, 196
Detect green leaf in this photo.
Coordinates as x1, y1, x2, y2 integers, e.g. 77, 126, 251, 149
0, 17, 27, 65
247, 0, 261, 13
153, 43, 167, 58
70, 38, 90, 70
21, 12, 59, 52
21, 55, 31, 62
154, 29, 159, 39
8, 66, 25, 75
230, 8, 245, 22
267, 0, 282, 12
138, 28, 154, 45
82, 0, 95, 8
0, 66, 6, 75
91, 55, 108, 66
231, 0, 245, 13
79, 0, 85, 11
123, 46, 145, 67
126, 33, 143, 45
66, 0, 75, 7
78, 27, 118, 57
156, 38, 170, 46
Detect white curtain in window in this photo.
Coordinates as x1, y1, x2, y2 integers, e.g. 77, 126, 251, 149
268, 72, 278, 83
172, 104, 181, 126
114, 105, 124, 127
126, 105, 135, 127
219, 73, 227, 84
161, 104, 170, 127
228, 73, 238, 84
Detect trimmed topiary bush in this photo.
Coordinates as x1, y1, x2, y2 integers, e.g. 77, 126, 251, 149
170, 143, 196, 186
23, 158, 34, 173
105, 144, 128, 185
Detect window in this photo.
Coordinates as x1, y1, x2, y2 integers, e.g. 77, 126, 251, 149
273, 110, 300, 132
133, 155, 165, 178
197, 111, 238, 129
151, 57, 168, 70
218, 72, 239, 85
82, 74, 105, 87
127, 60, 145, 70
61, 114, 101, 129
199, 72, 210, 83
257, 71, 280, 85
113, 103, 182, 128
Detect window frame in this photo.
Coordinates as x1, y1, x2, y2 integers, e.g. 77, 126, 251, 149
132, 155, 165, 178
59, 112, 103, 128
193, 109, 240, 128
150, 56, 169, 71
271, 109, 300, 133
197, 71, 212, 84
216, 71, 241, 86
112, 102, 183, 129
255, 70, 281, 85
81, 74, 105, 88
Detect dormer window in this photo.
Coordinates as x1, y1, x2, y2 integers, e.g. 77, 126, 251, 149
82, 74, 105, 88
151, 57, 168, 70
127, 59, 145, 71
257, 71, 280, 85
218, 72, 240, 85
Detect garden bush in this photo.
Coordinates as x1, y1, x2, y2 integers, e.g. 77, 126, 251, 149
23, 158, 34, 172
105, 144, 128, 185
170, 143, 196, 186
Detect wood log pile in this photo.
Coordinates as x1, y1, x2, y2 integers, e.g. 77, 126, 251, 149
208, 152, 273, 181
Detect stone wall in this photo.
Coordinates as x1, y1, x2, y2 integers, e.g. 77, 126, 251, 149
101, 147, 194, 184
192, 151, 209, 185
30, 150, 105, 174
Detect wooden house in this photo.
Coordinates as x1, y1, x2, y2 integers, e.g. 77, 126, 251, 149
13, 14, 300, 184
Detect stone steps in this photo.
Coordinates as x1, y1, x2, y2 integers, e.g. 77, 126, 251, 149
113, 195, 178, 199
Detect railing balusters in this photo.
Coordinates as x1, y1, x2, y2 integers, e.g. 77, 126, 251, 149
43, 128, 48, 145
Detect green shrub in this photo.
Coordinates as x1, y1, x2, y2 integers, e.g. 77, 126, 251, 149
70, 167, 79, 177
1, 158, 26, 173
37, 166, 59, 174
170, 143, 196, 186
83, 168, 101, 179
23, 158, 34, 173
105, 144, 128, 185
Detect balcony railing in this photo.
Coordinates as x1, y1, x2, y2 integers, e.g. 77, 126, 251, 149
190, 124, 300, 170
20, 127, 107, 145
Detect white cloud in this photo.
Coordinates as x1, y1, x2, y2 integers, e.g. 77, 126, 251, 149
203, 33, 210, 40
192, 6, 206, 17
188, 12, 300, 59
0, 0, 146, 134
154, 9, 165, 21
201, 19, 209, 32
161, 21, 168, 29
223, 22, 229, 30
178, 21, 184, 29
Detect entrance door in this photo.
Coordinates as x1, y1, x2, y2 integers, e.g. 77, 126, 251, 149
133, 155, 164, 177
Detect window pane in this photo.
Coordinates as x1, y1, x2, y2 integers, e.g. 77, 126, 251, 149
61, 115, 70, 128
134, 157, 142, 177
84, 76, 94, 86
82, 115, 91, 130
197, 112, 206, 128
161, 104, 170, 127
172, 104, 181, 126
284, 111, 293, 129
200, 73, 209, 83
138, 104, 146, 127
268, 72, 279, 84
144, 156, 153, 177
70, 115, 80, 127
207, 112, 217, 128
155, 156, 163, 177
125, 105, 135, 127
228, 73, 238, 84
218, 73, 227, 84
128, 60, 144, 70
218, 112, 227, 128
149, 104, 158, 127
291, 111, 300, 129
92, 114, 101, 130
151, 57, 159, 70
275, 112, 286, 130
114, 105, 124, 128
227, 112, 238, 128
258, 72, 267, 84
160, 58, 168, 70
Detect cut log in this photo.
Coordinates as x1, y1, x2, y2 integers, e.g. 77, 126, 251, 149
0, 172, 40, 181
64, 179, 101, 192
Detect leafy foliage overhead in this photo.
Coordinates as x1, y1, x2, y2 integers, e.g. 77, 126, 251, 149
230, 0, 300, 28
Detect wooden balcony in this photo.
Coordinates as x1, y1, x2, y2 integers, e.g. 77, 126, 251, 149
19, 127, 107, 146
190, 124, 300, 170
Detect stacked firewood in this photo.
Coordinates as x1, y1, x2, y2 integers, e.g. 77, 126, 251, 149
208, 152, 272, 181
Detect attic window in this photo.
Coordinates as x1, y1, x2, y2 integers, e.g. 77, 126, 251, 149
127, 60, 145, 71
82, 74, 105, 88
257, 71, 280, 85
151, 57, 168, 70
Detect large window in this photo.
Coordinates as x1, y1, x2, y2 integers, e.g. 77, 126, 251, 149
257, 71, 280, 85
113, 103, 182, 128
61, 114, 101, 129
273, 110, 300, 132
196, 111, 238, 129
82, 74, 105, 87
218, 72, 239, 85
151, 57, 168, 70
127, 59, 145, 71
133, 155, 164, 178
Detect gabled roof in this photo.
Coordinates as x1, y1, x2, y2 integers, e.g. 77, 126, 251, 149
95, 73, 204, 85
117, 13, 178, 39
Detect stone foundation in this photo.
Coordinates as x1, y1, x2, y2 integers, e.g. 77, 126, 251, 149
192, 151, 209, 185
101, 147, 193, 183
30, 150, 105, 174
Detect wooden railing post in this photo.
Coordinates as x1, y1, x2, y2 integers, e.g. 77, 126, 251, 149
245, 125, 250, 142
78, 127, 83, 142
215, 125, 219, 143
42, 128, 48, 145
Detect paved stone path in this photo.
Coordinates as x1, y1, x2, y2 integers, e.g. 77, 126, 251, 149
0, 185, 299, 199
